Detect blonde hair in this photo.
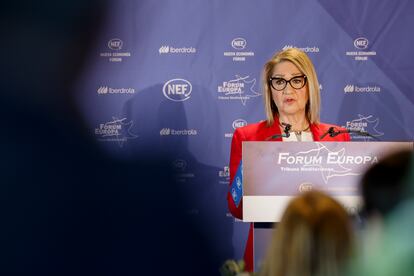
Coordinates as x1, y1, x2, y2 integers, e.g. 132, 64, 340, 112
260, 190, 353, 276
263, 48, 320, 126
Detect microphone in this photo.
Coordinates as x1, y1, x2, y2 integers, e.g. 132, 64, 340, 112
320, 127, 336, 140
320, 127, 380, 141
266, 123, 291, 141
282, 123, 291, 137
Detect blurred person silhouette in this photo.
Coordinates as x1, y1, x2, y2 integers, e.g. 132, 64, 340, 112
122, 82, 234, 269
0, 1, 217, 275
360, 149, 413, 221
357, 149, 413, 248
259, 190, 354, 276
346, 149, 414, 276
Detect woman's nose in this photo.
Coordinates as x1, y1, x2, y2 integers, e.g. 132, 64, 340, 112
282, 83, 294, 95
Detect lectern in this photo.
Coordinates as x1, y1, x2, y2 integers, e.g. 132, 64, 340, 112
241, 141, 413, 269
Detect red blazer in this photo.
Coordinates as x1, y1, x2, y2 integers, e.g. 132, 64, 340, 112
228, 117, 351, 219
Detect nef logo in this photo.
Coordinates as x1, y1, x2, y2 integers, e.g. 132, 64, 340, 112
172, 159, 187, 171
232, 119, 247, 129
108, 38, 123, 50
354, 37, 368, 49
299, 183, 313, 193
163, 79, 192, 102
231, 38, 247, 50
219, 166, 230, 178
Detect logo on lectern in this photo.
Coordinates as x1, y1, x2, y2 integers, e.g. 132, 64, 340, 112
277, 142, 378, 184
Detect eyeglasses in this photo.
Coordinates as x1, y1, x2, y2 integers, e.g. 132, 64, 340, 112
268, 75, 307, 91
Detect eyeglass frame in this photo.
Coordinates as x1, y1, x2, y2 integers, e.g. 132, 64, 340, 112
268, 75, 307, 91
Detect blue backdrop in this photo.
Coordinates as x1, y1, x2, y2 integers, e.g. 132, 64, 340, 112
74, 0, 414, 263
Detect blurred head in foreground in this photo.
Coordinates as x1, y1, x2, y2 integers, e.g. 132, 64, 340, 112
345, 151, 414, 276
0, 1, 218, 275
260, 190, 353, 276
361, 149, 413, 220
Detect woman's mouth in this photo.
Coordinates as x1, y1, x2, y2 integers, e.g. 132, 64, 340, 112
284, 98, 296, 104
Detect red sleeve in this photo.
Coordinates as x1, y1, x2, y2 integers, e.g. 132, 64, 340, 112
344, 126, 351, 141
344, 132, 351, 141
227, 128, 244, 219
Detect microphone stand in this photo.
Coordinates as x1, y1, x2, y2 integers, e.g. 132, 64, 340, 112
320, 127, 380, 141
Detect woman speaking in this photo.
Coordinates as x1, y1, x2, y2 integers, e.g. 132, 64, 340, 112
227, 48, 350, 271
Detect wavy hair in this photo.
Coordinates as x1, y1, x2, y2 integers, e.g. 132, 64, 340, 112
260, 190, 353, 276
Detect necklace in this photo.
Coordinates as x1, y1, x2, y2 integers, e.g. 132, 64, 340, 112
280, 122, 310, 141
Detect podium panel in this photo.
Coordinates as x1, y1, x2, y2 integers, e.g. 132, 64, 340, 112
242, 141, 413, 222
